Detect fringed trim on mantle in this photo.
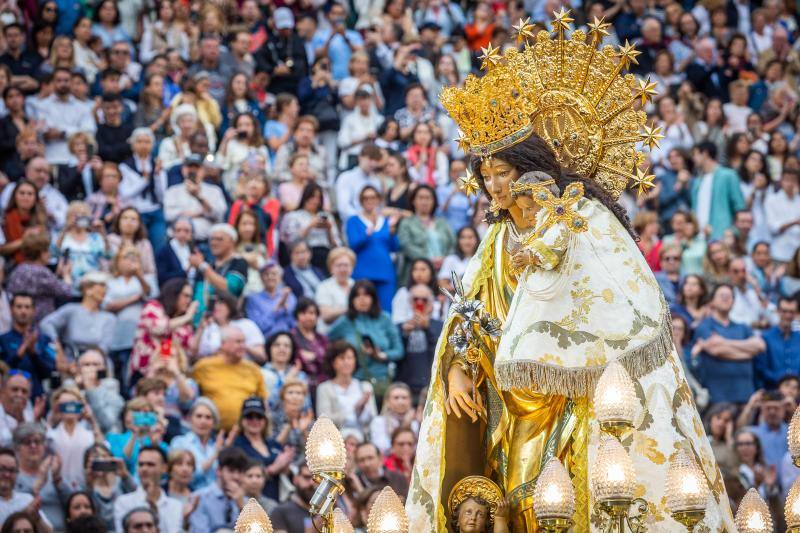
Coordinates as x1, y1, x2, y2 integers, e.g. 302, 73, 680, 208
494, 310, 674, 398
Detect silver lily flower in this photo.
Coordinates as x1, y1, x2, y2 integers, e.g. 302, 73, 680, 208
479, 315, 503, 339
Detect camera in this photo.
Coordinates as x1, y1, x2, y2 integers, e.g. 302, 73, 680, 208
186, 170, 198, 182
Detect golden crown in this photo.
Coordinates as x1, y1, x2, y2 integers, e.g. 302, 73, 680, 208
443, 9, 663, 199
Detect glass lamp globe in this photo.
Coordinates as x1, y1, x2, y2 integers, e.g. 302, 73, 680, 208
592, 435, 636, 502
235, 498, 273, 533
665, 449, 708, 512
533, 458, 575, 520
333, 508, 355, 533
593, 361, 638, 435
789, 407, 800, 465
785, 477, 800, 529
734, 489, 773, 533
367, 486, 409, 533
307, 416, 347, 474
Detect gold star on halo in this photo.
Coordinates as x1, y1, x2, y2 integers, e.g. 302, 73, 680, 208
513, 17, 535, 44
455, 134, 470, 154
617, 40, 641, 69
551, 7, 573, 33
634, 77, 658, 106
459, 170, 481, 198
478, 43, 502, 71
641, 123, 664, 150
587, 16, 611, 40
630, 167, 656, 196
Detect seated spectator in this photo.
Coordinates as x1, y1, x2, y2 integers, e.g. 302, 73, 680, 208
216, 112, 268, 196
0, 373, 37, 447
164, 449, 195, 502
345, 186, 401, 311
233, 208, 267, 296
0, 449, 50, 531
226, 174, 280, 257
314, 247, 355, 334
232, 396, 294, 501
392, 258, 444, 325
673, 274, 710, 328
129, 278, 197, 381
283, 241, 325, 300
189, 224, 248, 320
655, 150, 692, 230
120, 508, 159, 533
220, 73, 265, 135
1, 129, 43, 183
155, 219, 194, 286
261, 332, 310, 410
655, 244, 684, 305
13, 422, 69, 530
733, 429, 780, 506
396, 284, 443, 397
436, 160, 473, 233
72, 349, 124, 434
157, 105, 201, 170
0, 180, 47, 267
163, 154, 227, 246
46, 386, 101, 490
241, 458, 276, 515
737, 390, 788, 469
105, 398, 167, 477
268, 462, 316, 532
335, 145, 384, 223
270, 379, 314, 456
385, 153, 415, 213
338, 88, 384, 170
136, 373, 195, 442
382, 427, 416, 482
704, 403, 738, 477
64, 491, 99, 530
191, 325, 267, 430
764, 168, 800, 263
634, 210, 662, 272
277, 154, 317, 212
405, 122, 449, 187
279, 184, 341, 273
289, 300, 329, 390
369, 383, 419, 456
112, 446, 184, 533
438, 226, 479, 296
87, 162, 128, 232
133, 75, 170, 141
245, 263, 297, 339
171, 397, 233, 490
316, 340, 377, 431
0, 293, 56, 398
273, 116, 327, 185
755, 297, 800, 389
189, 447, 251, 533
780, 248, 800, 298
97, 199, 157, 280
692, 284, 767, 405
96, 93, 134, 163
40, 271, 117, 359
702, 240, 733, 288
351, 442, 408, 500
39, 68, 97, 166
82, 443, 137, 529
690, 141, 746, 240
397, 184, 455, 282
56, 201, 109, 292
192, 291, 265, 363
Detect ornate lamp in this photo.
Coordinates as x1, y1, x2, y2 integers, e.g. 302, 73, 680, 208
533, 458, 575, 532
307, 417, 347, 532
367, 487, 409, 533
332, 509, 355, 533
665, 449, 708, 530
789, 407, 800, 467
235, 498, 273, 533
786, 478, 800, 533
734, 489, 773, 533
592, 435, 647, 532
594, 361, 638, 437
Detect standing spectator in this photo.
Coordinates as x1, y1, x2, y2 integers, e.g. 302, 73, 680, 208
729, 257, 772, 329
338, 89, 384, 170
655, 244, 684, 305
186, 34, 235, 105
0, 448, 50, 528
263, 94, 299, 163
155, 219, 194, 286
277, 154, 317, 212
437, 160, 473, 233
369, 383, 419, 456
157, 106, 201, 170
163, 154, 227, 245
764, 169, 800, 262
693, 284, 767, 405
255, 8, 308, 95
0, 180, 47, 266
705, 403, 738, 476
740, 390, 788, 469
279, 184, 341, 273
270, 379, 313, 454
703, 240, 733, 288
397, 185, 455, 281
0, 294, 56, 398
392, 259, 442, 325
345, 187, 401, 311
691, 141, 747, 240
405, 123, 448, 187
105, 398, 166, 477
40, 272, 117, 359
233, 209, 268, 296
246, 263, 297, 339
46, 386, 101, 490
220, 73, 265, 134
314, 247, 355, 334
261, 333, 309, 410
733, 429, 780, 504
316, 340, 377, 431
216, 113, 268, 196
96, 94, 134, 163
0, 23, 41, 93
656, 150, 693, 230
291, 299, 328, 388
335, 145, 384, 223
139, 2, 190, 63
56, 201, 109, 291
190, 447, 250, 533
755, 296, 800, 389
0, 373, 37, 447
396, 284, 443, 397
272, 116, 327, 185
351, 442, 409, 500
634, 211, 663, 272
165, 449, 195, 503
192, 291, 265, 363
107, 208, 157, 287
170, 398, 234, 490
39, 67, 96, 165
188, 224, 248, 319
112, 446, 184, 533
192, 325, 267, 430
283, 241, 325, 300
73, 349, 124, 434
385, 153, 415, 213
328, 281, 404, 397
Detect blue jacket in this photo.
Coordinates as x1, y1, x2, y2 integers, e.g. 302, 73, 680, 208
690, 165, 746, 240
755, 326, 800, 389
345, 216, 400, 284
283, 265, 326, 299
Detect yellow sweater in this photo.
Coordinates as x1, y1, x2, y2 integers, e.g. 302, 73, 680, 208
192, 355, 267, 430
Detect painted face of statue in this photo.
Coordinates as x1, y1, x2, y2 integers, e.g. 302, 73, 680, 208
514, 194, 540, 225
456, 498, 489, 533
480, 157, 519, 211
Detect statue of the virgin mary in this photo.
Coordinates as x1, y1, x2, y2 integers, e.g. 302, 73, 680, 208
405, 12, 735, 532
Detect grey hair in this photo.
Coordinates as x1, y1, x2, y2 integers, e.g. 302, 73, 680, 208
122, 507, 159, 533
510, 171, 560, 199
128, 127, 155, 145
190, 396, 221, 428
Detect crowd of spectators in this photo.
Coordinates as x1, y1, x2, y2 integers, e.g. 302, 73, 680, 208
0, 0, 798, 530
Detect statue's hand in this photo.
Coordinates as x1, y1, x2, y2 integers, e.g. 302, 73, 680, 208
510, 249, 535, 271
446, 365, 485, 423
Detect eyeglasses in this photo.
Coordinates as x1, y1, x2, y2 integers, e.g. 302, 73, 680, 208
21, 438, 44, 447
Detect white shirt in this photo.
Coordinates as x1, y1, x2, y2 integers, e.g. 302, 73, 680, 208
315, 277, 353, 334
163, 182, 227, 241
38, 94, 97, 165
337, 109, 384, 168
196, 319, 265, 357
0, 492, 52, 528
119, 158, 167, 214
730, 284, 764, 327
169, 238, 191, 271
334, 167, 382, 222
696, 172, 714, 232
113, 487, 184, 533
0, 183, 68, 231
0, 402, 33, 447
723, 103, 752, 133
46, 422, 95, 490
765, 189, 800, 262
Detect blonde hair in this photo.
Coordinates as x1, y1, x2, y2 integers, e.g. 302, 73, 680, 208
52, 385, 84, 406
279, 378, 308, 400
112, 243, 142, 276
633, 210, 658, 234
326, 247, 356, 271
66, 200, 91, 221
167, 448, 196, 472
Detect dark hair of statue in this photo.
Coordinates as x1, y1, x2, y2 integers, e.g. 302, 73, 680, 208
469, 135, 637, 240
449, 495, 492, 532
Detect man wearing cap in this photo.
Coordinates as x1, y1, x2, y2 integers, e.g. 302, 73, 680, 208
164, 154, 227, 244
256, 7, 309, 94
187, 223, 248, 321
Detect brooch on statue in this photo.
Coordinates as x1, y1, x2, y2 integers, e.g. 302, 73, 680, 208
443, 271, 502, 408
532, 182, 589, 235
